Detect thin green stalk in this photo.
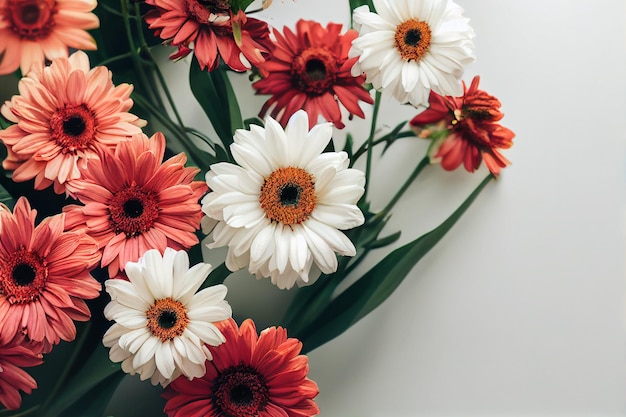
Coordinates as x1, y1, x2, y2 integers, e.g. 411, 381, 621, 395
120, 0, 159, 105
352, 130, 416, 162
362, 90, 381, 202
133, 93, 207, 169
372, 155, 429, 223
95, 51, 134, 67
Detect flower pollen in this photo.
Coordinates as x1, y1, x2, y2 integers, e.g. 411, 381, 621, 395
1, 248, 48, 304
50, 104, 97, 153
212, 365, 269, 417
292, 47, 337, 95
259, 166, 316, 225
109, 185, 159, 238
146, 297, 189, 342
395, 19, 432, 62
6, 0, 57, 40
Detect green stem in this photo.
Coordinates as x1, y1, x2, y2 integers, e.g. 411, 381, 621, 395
351, 130, 416, 163
95, 51, 134, 67
132, 93, 207, 169
120, 0, 158, 104
362, 90, 381, 202
372, 155, 430, 223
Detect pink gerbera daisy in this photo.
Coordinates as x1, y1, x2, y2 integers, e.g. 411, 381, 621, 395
0, 51, 146, 194
163, 318, 320, 417
144, 0, 273, 72
254, 19, 373, 129
63, 133, 209, 277
0, 0, 99, 75
0, 197, 101, 354
0, 340, 42, 411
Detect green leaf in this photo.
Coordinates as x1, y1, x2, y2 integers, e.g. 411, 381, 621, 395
61, 371, 125, 417
40, 343, 121, 417
230, 0, 256, 12
364, 230, 402, 249
189, 58, 242, 155
299, 174, 495, 353
349, 0, 375, 12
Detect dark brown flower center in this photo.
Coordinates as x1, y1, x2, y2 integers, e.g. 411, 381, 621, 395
292, 47, 337, 95
259, 167, 316, 225
146, 298, 189, 341
394, 19, 432, 62
213, 365, 269, 417
6, 0, 57, 40
50, 104, 97, 153
0, 248, 48, 304
185, 0, 230, 24
109, 185, 159, 238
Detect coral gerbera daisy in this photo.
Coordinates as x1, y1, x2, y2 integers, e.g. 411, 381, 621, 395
0, 341, 42, 411
162, 318, 319, 417
63, 132, 208, 277
102, 248, 232, 386
0, 197, 101, 354
253, 19, 374, 129
202, 110, 365, 289
0, 0, 99, 76
349, 0, 475, 108
144, 0, 273, 72
0, 51, 145, 194
410, 76, 515, 175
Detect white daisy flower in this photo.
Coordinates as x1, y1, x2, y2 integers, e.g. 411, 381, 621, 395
202, 110, 365, 290
349, 0, 475, 108
102, 248, 232, 386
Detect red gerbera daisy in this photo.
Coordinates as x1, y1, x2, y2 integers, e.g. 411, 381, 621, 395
0, 0, 99, 75
163, 318, 320, 417
410, 76, 515, 175
144, 0, 272, 72
63, 133, 208, 277
0, 197, 101, 354
0, 51, 146, 194
0, 340, 42, 411
254, 19, 374, 129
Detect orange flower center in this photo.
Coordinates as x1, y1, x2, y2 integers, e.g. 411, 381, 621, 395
146, 297, 189, 342
0, 248, 48, 304
213, 365, 269, 417
6, 0, 57, 40
259, 167, 316, 225
109, 185, 160, 238
394, 19, 432, 62
292, 47, 337, 95
50, 104, 97, 153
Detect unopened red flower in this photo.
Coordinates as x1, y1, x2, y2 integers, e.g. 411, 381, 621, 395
144, 0, 272, 72
254, 19, 373, 129
0, 51, 145, 194
163, 318, 319, 417
0, 197, 101, 354
63, 133, 208, 277
410, 76, 515, 175
0, 341, 42, 410
0, 0, 99, 75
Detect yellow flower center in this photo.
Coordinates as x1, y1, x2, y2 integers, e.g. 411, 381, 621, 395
259, 167, 316, 225
394, 19, 432, 62
146, 297, 189, 342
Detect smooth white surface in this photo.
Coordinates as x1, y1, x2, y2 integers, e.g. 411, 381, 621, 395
103, 0, 626, 416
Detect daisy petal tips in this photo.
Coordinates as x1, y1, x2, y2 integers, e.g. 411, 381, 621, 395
102, 248, 232, 387
202, 110, 366, 290
349, 0, 475, 109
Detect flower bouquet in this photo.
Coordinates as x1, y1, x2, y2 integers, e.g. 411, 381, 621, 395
0, 0, 515, 415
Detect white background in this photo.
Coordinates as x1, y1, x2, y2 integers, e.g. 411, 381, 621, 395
3, 0, 624, 416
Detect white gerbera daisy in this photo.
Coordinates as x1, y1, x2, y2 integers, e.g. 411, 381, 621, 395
102, 248, 232, 386
349, 0, 475, 108
202, 110, 365, 290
